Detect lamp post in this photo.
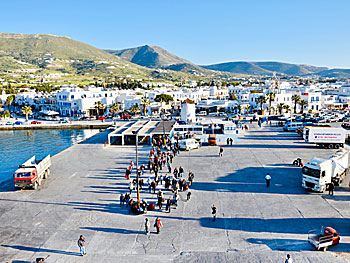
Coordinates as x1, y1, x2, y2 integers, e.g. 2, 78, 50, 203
133, 131, 141, 208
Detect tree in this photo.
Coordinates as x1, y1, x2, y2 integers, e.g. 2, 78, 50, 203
229, 92, 238, 100
256, 96, 267, 115
6, 95, 15, 112
300, 100, 307, 114
141, 98, 150, 116
94, 101, 105, 119
292, 95, 301, 114
109, 103, 120, 117
21, 106, 32, 121
266, 92, 275, 115
154, 94, 174, 104
283, 104, 290, 113
246, 105, 251, 114
277, 103, 284, 114
130, 104, 140, 115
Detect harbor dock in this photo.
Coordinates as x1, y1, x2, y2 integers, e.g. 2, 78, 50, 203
1, 123, 350, 262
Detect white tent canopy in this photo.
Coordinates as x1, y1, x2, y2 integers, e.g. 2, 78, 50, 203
39, 110, 59, 116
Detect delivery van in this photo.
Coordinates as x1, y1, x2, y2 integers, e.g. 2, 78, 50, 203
179, 139, 200, 151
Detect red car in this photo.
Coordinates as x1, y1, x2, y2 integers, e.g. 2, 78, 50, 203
31, 121, 42, 124
98, 116, 106, 120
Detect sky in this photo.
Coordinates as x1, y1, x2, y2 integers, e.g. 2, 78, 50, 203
1, 0, 350, 68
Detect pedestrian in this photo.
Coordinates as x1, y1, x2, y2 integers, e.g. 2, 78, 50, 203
219, 147, 223, 157
328, 181, 335, 196
168, 163, 172, 173
265, 173, 271, 188
212, 204, 217, 222
285, 254, 293, 263
77, 235, 86, 256
154, 217, 163, 234
145, 218, 150, 235
186, 189, 191, 200
230, 138, 233, 145
120, 193, 124, 206
227, 138, 230, 145
166, 197, 171, 212
160, 175, 163, 185
128, 181, 133, 194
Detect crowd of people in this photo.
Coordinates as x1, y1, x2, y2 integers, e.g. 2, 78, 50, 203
119, 138, 195, 233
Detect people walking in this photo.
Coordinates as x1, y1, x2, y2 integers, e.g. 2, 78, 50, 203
120, 193, 124, 206
186, 189, 192, 200
166, 197, 171, 213
145, 218, 150, 235
212, 204, 217, 221
77, 235, 86, 256
285, 254, 293, 263
219, 147, 223, 157
328, 181, 335, 196
154, 217, 163, 234
229, 138, 233, 145
265, 173, 271, 188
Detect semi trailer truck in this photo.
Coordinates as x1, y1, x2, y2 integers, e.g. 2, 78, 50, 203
302, 149, 349, 192
303, 127, 346, 149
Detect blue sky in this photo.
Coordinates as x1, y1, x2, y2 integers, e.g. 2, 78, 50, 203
1, 0, 349, 68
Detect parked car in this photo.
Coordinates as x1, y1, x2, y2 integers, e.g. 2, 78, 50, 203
14, 121, 24, 125
31, 121, 42, 124
98, 116, 106, 120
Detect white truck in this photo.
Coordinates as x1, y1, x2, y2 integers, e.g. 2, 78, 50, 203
302, 149, 349, 192
14, 155, 51, 190
303, 127, 346, 149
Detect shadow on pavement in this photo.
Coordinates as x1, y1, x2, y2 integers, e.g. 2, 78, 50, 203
81, 227, 142, 234
199, 217, 350, 235
246, 237, 350, 252
192, 166, 307, 195
1, 245, 80, 256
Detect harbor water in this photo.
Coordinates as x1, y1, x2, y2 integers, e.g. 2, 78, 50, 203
0, 129, 99, 183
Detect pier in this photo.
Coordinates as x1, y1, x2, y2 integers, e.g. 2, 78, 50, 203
1, 123, 350, 262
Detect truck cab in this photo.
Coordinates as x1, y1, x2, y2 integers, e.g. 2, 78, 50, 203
302, 157, 331, 192
308, 227, 340, 251
14, 168, 38, 189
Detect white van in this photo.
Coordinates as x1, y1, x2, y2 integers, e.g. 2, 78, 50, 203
283, 122, 303, 132
179, 139, 200, 151
197, 111, 207, 116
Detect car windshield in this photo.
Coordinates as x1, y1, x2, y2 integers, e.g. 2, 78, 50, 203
302, 167, 320, 178
15, 172, 31, 178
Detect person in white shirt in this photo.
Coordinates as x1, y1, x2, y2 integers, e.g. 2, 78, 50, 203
265, 173, 271, 188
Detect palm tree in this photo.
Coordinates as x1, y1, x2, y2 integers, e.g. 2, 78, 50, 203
292, 95, 301, 114
130, 104, 140, 115
21, 106, 32, 121
141, 98, 150, 116
109, 103, 120, 117
237, 104, 242, 114
283, 104, 290, 114
256, 96, 267, 115
277, 103, 284, 114
94, 101, 105, 119
300, 100, 307, 114
266, 92, 275, 115
246, 105, 251, 114
6, 95, 14, 112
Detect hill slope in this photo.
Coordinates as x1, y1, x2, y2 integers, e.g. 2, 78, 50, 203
106, 45, 191, 68
202, 61, 329, 76
106, 45, 216, 76
0, 33, 148, 77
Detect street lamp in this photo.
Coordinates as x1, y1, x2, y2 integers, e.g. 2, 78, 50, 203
132, 131, 141, 208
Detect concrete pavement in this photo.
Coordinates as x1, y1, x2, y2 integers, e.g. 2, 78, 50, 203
1, 124, 350, 262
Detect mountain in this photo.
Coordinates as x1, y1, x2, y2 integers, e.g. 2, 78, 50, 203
0, 33, 148, 77
106, 45, 191, 68
106, 45, 215, 76
201, 61, 330, 76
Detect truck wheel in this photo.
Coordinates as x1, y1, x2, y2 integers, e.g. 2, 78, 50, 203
328, 144, 334, 149
335, 144, 340, 149
33, 181, 38, 190
319, 144, 324, 148
323, 247, 328, 252
43, 171, 47, 179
